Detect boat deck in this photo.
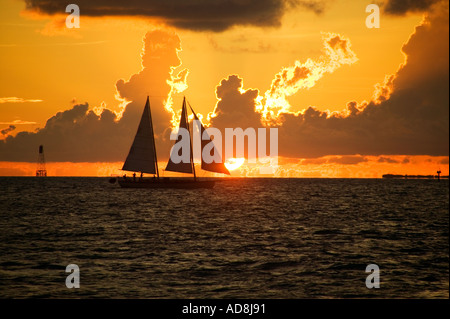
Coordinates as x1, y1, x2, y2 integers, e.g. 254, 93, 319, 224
118, 178, 215, 189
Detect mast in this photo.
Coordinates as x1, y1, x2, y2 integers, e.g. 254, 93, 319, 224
148, 96, 159, 178
185, 97, 196, 181
187, 101, 230, 176
165, 97, 194, 175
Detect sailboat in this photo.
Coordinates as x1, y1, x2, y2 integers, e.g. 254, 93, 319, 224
118, 96, 230, 188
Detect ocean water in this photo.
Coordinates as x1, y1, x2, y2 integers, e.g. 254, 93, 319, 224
0, 177, 448, 298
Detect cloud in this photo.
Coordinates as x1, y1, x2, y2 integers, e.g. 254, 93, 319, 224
383, 0, 444, 15
210, 32, 358, 131
377, 156, 400, 164
0, 120, 37, 125
115, 30, 185, 125
299, 155, 368, 165
0, 29, 184, 162
1, 3, 448, 163
300, 157, 328, 165
0, 97, 43, 103
23, 0, 325, 32
209, 75, 262, 129
327, 155, 368, 165
1, 125, 16, 136
0, 103, 121, 161
262, 32, 358, 121
209, 2, 449, 159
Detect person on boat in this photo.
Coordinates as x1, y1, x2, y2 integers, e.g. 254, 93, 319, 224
139, 172, 143, 182
133, 172, 136, 182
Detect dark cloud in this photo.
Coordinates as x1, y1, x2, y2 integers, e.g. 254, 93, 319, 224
210, 2, 449, 158
208, 36, 275, 53
210, 75, 262, 129
300, 156, 368, 165
327, 156, 368, 165
0, 103, 125, 161
115, 29, 183, 151
0, 30, 180, 162
1, 4, 448, 163
377, 156, 400, 163
383, 0, 444, 15
1, 125, 16, 136
23, 0, 324, 32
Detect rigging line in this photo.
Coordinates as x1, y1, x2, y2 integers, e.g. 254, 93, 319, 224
184, 97, 197, 181
147, 97, 159, 178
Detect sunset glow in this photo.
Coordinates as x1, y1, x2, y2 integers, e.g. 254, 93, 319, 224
0, 0, 448, 177
224, 158, 246, 171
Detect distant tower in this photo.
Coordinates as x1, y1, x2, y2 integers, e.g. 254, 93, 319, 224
36, 145, 47, 177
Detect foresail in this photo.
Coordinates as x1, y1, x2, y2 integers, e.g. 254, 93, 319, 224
165, 98, 194, 174
122, 97, 157, 174
189, 105, 231, 175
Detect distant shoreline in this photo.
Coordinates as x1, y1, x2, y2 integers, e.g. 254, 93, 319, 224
0, 175, 449, 179
382, 174, 449, 179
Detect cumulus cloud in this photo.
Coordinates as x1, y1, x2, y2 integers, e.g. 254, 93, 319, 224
210, 2, 449, 159
23, 0, 325, 32
0, 103, 122, 161
1, 3, 448, 164
0, 29, 184, 162
262, 32, 358, 122
210, 32, 358, 131
209, 75, 262, 129
115, 29, 187, 155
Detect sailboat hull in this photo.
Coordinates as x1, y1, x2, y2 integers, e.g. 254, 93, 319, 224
118, 178, 215, 189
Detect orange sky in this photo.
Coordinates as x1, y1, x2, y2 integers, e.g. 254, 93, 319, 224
0, 0, 448, 177
0, 0, 422, 125
1, 155, 447, 178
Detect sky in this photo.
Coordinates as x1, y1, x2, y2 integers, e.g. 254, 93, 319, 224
0, 0, 448, 177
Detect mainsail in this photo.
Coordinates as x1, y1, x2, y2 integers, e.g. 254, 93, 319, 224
166, 97, 230, 176
122, 97, 158, 175
165, 97, 194, 174
188, 104, 230, 176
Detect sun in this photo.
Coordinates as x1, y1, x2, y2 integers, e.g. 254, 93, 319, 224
224, 157, 245, 171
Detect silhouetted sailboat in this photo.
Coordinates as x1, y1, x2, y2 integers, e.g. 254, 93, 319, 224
118, 96, 229, 188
